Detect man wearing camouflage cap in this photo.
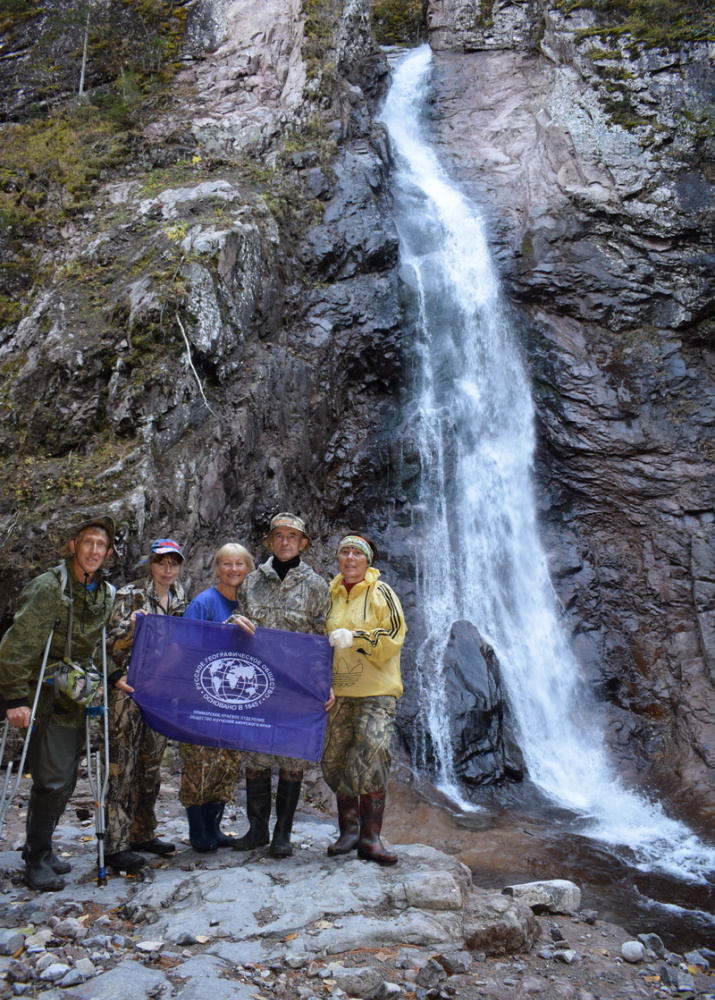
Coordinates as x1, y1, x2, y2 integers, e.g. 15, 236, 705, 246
228, 512, 331, 857
0, 516, 116, 890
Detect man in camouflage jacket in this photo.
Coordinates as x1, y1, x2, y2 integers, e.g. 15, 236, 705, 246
228, 512, 331, 858
0, 516, 115, 891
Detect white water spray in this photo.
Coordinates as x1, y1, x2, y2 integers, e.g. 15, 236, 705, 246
379, 45, 715, 884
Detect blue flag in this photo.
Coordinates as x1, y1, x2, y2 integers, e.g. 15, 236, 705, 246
127, 615, 333, 761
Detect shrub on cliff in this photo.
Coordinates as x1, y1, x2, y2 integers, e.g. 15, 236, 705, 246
558, 0, 715, 45
370, 0, 427, 45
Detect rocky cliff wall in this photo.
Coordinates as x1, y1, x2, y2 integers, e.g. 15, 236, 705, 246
0, 0, 400, 602
424, 2, 715, 824
1, 0, 715, 827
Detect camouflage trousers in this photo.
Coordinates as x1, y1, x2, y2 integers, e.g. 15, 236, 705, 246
243, 751, 310, 777
105, 689, 167, 853
178, 743, 242, 806
321, 696, 396, 797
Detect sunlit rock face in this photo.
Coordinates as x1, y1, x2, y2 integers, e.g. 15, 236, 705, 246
427, 0, 543, 52
422, 2, 715, 823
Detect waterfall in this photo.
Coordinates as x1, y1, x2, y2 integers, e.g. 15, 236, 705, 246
379, 45, 715, 885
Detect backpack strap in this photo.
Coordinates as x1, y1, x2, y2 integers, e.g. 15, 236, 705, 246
50, 564, 115, 661
51, 563, 74, 659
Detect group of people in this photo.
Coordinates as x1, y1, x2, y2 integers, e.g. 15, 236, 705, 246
0, 511, 407, 892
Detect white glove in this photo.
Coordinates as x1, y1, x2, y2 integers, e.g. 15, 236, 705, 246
329, 628, 353, 650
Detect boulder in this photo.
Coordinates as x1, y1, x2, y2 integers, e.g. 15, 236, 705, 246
0, 929, 22, 956
331, 966, 386, 999
621, 941, 646, 963
638, 932, 665, 958
463, 891, 539, 954
503, 880, 581, 914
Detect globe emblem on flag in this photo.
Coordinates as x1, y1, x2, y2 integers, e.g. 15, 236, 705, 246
195, 653, 275, 709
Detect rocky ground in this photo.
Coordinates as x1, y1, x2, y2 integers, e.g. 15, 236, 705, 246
0, 748, 713, 1000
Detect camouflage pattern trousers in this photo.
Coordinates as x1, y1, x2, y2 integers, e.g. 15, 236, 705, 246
178, 744, 242, 806
321, 695, 396, 797
242, 751, 311, 778
105, 689, 167, 853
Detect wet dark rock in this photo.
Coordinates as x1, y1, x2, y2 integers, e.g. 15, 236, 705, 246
638, 932, 666, 958
436, 952, 472, 975
660, 964, 695, 992
684, 950, 710, 969
399, 620, 524, 787
415, 959, 447, 988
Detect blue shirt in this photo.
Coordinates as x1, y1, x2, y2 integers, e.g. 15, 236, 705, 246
183, 587, 237, 623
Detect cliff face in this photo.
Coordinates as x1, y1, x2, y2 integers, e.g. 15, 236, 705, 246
0, 0, 400, 601
1, 0, 715, 825
425, 2, 715, 823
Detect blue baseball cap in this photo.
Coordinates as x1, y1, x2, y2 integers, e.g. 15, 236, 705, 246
150, 538, 184, 560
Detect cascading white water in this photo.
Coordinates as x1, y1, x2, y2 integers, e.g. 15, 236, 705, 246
379, 44, 715, 885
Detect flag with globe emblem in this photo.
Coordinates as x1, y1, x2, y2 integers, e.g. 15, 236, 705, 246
127, 615, 334, 760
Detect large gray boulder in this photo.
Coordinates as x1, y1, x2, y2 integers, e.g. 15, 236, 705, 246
503, 879, 581, 914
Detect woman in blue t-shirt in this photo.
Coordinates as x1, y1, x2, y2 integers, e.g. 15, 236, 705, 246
179, 543, 254, 851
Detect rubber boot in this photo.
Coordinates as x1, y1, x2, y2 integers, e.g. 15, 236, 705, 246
23, 811, 65, 892
186, 804, 218, 852
205, 801, 235, 847
233, 773, 272, 851
357, 791, 397, 865
51, 853, 72, 874
270, 777, 302, 858
327, 796, 360, 856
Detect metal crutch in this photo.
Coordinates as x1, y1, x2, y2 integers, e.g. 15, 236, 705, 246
0, 618, 61, 835
85, 625, 111, 886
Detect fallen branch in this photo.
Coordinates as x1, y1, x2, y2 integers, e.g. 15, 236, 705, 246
176, 315, 218, 419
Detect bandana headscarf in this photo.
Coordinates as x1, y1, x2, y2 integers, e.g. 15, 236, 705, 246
337, 535, 373, 565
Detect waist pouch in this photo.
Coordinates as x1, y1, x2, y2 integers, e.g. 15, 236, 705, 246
45, 658, 102, 707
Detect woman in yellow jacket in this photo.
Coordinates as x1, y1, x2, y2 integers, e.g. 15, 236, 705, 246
322, 533, 406, 865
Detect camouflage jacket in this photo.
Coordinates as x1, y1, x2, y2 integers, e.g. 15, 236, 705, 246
230, 558, 330, 635
0, 560, 114, 707
107, 577, 188, 672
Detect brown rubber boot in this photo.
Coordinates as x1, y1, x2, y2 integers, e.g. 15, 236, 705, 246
327, 796, 360, 856
357, 791, 397, 865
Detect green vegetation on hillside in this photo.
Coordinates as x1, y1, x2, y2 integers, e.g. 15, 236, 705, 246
0, 0, 193, 327
370, 0, 427, 45
557, 0, 715, 45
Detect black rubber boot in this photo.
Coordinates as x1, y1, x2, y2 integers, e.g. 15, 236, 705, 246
186, 805, 218, 852
270, 777, 302, 858
51, 853, 72, 874
327, 796, 360, 856
205, 802, 235, 847
130, 838, 175, 856
23, 811, 65, 892
233, 772, 272, 851
104, 850, 146, 872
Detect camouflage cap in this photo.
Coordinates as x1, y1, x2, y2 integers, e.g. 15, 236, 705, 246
70, 514, 116, 550
262, 512, 311, 549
